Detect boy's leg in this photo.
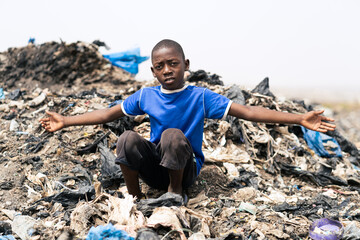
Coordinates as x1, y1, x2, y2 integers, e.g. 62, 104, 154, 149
118, 164, 141, 198
157, 128, 197, 195
167, 168, 184, 194
115, 130, 169, 197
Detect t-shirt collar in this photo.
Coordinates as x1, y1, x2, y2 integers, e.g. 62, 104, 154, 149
160, 84, 188, 94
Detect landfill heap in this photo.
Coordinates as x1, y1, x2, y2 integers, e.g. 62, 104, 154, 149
0, 41, 133, 91
0, 42, 360, 240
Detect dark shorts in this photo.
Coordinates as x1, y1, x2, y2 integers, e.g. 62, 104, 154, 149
115, 128, 197, 190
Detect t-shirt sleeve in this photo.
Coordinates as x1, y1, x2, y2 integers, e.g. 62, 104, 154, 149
204, 89, 232, 120
121, 89, 145, 116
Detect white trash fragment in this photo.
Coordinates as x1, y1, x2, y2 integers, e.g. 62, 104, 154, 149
268, 190, 286, 204
322, 189, 338, 199
11, 215, 38, 240
28, 92, 47, 107
9, 119, 19, 131
189, 232, 206, 240
233, 187, 257, 201
223, 162, 239, 180
9, 100, 25, 109
239, 202, 257, 215
0, 104, 10, 112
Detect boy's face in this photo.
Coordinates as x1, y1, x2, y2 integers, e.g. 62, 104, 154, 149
151, 47, 189, 90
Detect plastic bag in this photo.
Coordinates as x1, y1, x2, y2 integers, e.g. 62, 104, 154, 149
103, 48, 149, 74
301, 126, 342, 158
86, 223, 134, 240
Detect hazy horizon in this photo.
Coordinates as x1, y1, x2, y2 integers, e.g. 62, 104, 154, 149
1, 0, 359, 103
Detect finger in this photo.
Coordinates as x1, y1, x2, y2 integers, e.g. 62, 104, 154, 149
321, 122, 336, 128
45, 110, 55, 116
315, 110, 325, 115
321, 125, 335, 131
321, 116, 335, 122
39, 117, 50, 122
45, 126, 54, 132
317, 129, 327, 133
317, 127, 328, 133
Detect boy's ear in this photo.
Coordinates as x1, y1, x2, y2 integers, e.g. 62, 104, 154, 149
185, 59, 190, 71
151, 66, 156, 77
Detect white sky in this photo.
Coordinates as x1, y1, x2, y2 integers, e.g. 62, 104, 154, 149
1, 0, 359, 102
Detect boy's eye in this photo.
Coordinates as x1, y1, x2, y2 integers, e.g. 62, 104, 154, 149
170, 62, 178, 66
155, 65, 162, 70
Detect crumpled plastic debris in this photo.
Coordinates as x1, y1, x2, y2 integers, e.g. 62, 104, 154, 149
137, 192, 184, 217
86, 223, 134, 240
98, 140, 123, 188
146, 207, 187, 240
309, 218, 344, 240
0, 236, 15, 240
135, 228, 160, 240
239, 202, 257, 215
251, 77, 275, 98
301, 126, 342, 158
342, 222, 360, 240
39, 185, 95, 208
0, 221, 12, 236
103, 48, 149, 75
11, 215, 38, 240
0, 88, 6, 100
187, 70, 224, 86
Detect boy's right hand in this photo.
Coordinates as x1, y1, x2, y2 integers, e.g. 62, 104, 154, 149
39, 110, 65, 132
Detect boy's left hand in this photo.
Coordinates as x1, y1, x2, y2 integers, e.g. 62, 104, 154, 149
300, 110, 336, 132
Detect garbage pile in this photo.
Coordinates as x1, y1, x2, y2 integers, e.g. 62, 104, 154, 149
0, 41, 133, 91
1, 41, 360, 240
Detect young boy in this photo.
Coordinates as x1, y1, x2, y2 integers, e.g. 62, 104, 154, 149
40, 39, 336, 201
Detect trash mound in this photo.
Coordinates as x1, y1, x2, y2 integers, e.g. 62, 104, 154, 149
1, 52, 360, 239
0, 41, 133, 91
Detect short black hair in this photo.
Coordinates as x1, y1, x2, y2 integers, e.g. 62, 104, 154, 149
151, 39, 185, 60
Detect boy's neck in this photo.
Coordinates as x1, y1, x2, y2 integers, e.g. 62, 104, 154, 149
160, 84, 188, 94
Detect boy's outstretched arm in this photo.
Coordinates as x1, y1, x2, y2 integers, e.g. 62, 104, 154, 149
39, 104, 125, 132
228, 103, 336, 132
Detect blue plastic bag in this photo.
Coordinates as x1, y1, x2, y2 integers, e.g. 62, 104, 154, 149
28, 37, 35, 44
103, 48, 149, 74
301, 126, 342, 158
86, 223, 134, 240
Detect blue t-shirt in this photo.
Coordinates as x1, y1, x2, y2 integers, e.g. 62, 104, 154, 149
121, 85, 232, 175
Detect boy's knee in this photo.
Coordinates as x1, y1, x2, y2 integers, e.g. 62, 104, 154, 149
159, 128, 193, 171
160, 128, 190, 151
117, 130, 142, 153
118, 130, 139, 143
161, 128, 185, 141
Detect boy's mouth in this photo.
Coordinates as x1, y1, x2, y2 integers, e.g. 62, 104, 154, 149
164, 78, 175, 83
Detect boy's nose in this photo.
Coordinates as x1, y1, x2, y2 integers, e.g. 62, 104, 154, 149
163, 64, 172, 74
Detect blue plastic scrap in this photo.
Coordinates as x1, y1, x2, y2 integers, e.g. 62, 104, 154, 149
61, 102, 76, 114
301, 126, 342, 158
103, 48, 149, 74
0, 88, 5, 100
0, 236, 16, 240
108, 100, 123, 108
28, 38, 35, 44
86, 224, 134, 240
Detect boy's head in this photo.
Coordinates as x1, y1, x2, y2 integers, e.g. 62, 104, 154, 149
151, 39, 189, 90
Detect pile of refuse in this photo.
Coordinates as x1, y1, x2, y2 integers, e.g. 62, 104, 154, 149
0, 41, 133, 91
0, 41, 360, 240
